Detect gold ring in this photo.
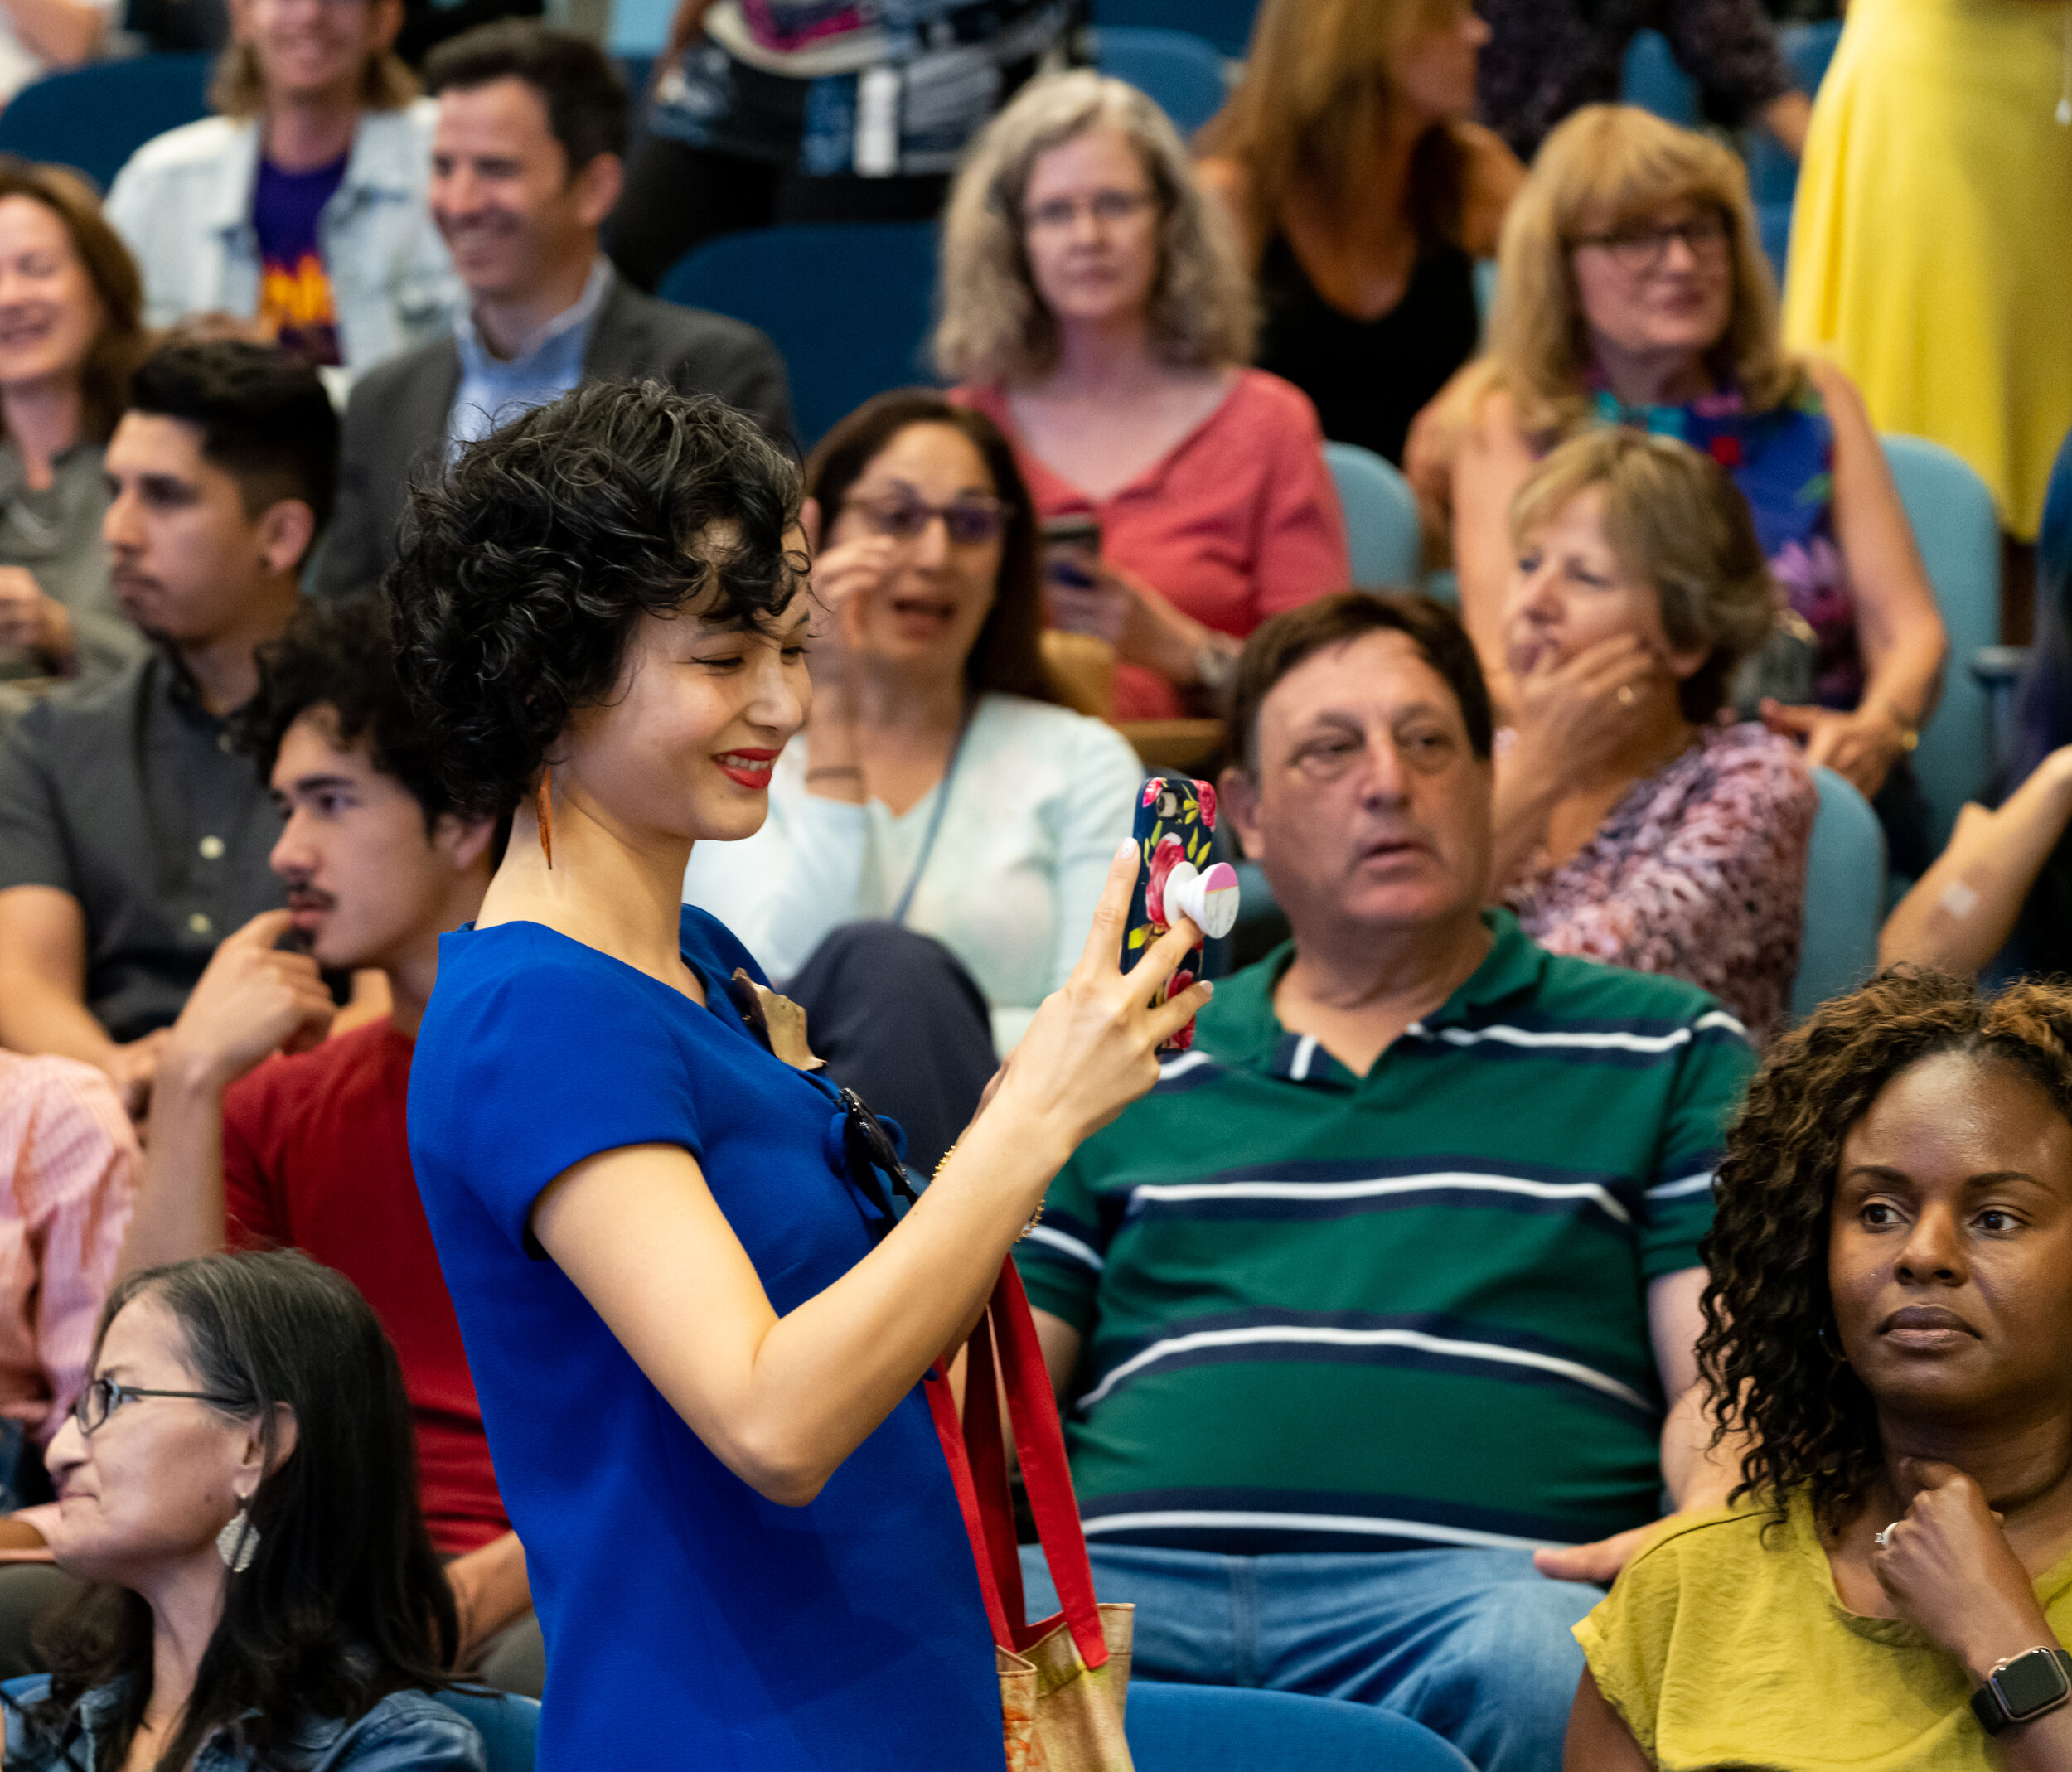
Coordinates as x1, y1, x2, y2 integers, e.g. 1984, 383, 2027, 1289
1617, 685, 1638, 708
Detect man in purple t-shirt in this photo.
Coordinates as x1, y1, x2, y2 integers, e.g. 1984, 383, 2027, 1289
254, 153, 349, 366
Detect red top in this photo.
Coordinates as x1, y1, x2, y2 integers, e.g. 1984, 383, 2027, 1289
954, 370, 1350, 718
223, 1019, 508, 1555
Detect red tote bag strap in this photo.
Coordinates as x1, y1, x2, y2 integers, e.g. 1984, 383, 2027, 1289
925, 1359, 1015, 1649
929, 1262, 1115, 1673
985, 1262, 1111, 1671
959, 1305, 1033, 1629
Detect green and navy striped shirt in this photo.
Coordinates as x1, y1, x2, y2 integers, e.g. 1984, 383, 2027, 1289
1017, 910, 1754, 1556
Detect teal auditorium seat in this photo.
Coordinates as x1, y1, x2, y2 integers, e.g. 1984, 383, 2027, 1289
1325, 442, 1423, 591
1791, 764, 1886, 1020
433, 1688, 540, 1772
0, 52, 213, 191
1092, 0, 1256, 60
657, 220, 941, 449
1620, 30, 1699, 128
1096, 27, 1228, 137
1883, 433, 2002, 851
1126, 1682, 1475, 1772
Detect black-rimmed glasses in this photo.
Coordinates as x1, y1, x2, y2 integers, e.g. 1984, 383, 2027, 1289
72, 1376, 242, 1436
1574, 210, 1731, 275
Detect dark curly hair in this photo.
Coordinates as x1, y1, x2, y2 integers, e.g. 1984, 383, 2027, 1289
1699, 968, 2072, 1530
387, 379, 804, 821
239, 591, 453, 830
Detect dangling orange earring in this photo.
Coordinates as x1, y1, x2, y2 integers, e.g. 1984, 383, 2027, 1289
535, 773, 554, 870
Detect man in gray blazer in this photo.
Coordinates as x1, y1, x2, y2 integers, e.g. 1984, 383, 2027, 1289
316, 21, 792, 598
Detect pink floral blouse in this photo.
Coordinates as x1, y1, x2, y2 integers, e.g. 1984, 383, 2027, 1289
1501, 724, 1817, 1048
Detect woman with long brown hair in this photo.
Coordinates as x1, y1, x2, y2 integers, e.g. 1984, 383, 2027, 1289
1197, 0, 1522, 468
0, 160, 152, 709
684, 388, 1145, 1164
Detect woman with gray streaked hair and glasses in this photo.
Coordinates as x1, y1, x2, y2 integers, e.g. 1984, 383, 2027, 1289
937, 70, 1349, 722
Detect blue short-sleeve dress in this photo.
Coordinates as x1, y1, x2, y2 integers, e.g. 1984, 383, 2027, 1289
407, 907, 1003, 1770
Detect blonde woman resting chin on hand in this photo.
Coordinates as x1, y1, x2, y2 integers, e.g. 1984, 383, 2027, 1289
1492, 428, 1814, 1047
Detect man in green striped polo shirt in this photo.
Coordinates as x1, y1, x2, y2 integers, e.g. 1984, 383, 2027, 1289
1014, 594, 1755, 1772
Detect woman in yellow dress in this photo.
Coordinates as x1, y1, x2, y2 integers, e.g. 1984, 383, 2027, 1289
1783, 0, 2072, 541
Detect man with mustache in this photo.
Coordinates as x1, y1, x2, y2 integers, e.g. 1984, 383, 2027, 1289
1011, 592, 1760, 1772
0, 341, 333, 1120
314, 18, 792, 598
113, 589, 540, 1690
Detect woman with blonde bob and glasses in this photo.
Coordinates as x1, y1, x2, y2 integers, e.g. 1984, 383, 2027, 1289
1409, 104, 1945, 874
939, 71, 1348, 722
1195, 0, 1523, 469
1492, 428, 1815, 1047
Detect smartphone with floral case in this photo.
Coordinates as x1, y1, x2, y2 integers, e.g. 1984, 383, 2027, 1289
1125, 776, 1239, 1054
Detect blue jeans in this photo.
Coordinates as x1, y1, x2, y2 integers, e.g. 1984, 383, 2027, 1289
1017, 1543, 1596, 1772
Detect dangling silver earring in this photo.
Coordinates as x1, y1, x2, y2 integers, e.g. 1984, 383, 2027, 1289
215, 1498, 258, 1573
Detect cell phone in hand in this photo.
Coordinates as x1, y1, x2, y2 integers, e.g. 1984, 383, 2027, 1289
1124, 777, 1241, 1054
1041, 511, 1101, 591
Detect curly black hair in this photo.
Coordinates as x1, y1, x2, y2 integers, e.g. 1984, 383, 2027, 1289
386, 379, 804, 821
1699, 967, 2072, 1530
237, 590, 453, 829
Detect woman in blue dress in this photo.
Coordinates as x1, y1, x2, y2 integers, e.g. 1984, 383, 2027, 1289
388, 380, 1210, 1770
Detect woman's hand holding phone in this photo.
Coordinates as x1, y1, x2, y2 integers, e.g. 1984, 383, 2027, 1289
995, 842, 1213, 1155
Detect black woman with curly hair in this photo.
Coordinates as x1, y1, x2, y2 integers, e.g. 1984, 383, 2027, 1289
386, 379, 1212, 1770
1566, 968, 2072, 1770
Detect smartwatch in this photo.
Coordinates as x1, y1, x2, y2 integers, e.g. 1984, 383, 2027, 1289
1971, 1647, 2072, 1734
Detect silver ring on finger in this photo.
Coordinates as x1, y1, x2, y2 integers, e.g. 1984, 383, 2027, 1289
1617, 684, 1638, 709
1873, 1523, 1900, 1547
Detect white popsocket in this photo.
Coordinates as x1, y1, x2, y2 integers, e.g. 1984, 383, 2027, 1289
1155, 857, 1242, 941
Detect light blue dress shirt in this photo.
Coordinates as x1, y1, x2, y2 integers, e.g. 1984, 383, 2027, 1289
447, 257, 613, 453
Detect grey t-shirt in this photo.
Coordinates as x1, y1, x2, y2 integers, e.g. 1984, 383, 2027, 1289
0, 650, 283, 1042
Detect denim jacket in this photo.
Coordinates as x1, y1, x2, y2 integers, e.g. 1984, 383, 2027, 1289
104, 101, 460, 390
2, 1678, 487, 1771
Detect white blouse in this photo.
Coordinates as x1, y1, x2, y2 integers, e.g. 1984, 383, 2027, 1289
683, 694, 1145, 1054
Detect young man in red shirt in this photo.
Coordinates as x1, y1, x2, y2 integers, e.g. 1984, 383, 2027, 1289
118, 590, 539, 1691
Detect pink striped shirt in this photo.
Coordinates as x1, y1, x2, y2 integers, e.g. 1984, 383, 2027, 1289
0, 1053, 140, 1445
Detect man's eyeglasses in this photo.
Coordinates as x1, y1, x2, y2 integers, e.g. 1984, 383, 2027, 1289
72, 1376, 241, 1436
842, 493, 1013, 547
1024, 189, 1157, 235
1573, 211, 1731, 275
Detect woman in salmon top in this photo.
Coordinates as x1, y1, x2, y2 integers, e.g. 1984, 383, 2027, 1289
937, 70, 1348, 721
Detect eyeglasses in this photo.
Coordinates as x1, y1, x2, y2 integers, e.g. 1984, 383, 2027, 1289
1024, 189, 1157, 235
842, 493, 1013, 546
72, 1376, 243, 1436
1573, 211, 1732, 275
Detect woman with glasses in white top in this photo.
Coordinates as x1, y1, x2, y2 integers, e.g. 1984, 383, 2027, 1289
683, 389, 1146, 1169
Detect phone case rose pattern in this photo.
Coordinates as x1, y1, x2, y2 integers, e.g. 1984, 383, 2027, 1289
1127, 776, 1218, 1053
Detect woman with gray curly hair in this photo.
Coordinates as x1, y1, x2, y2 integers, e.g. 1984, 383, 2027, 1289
939, 70, 1348, 720
1490, 427, 1816, 1044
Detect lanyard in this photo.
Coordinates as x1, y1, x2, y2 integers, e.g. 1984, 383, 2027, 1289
889, 699, 974, 928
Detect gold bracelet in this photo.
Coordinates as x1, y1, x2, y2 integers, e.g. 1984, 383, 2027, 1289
934, 1141, 1045, 1240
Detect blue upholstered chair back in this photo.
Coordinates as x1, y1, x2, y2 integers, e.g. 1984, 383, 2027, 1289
657, 220, 942, 449
1096, 27, 1228, 137
1790, 764, 1886, 1021
431, 1688, 539, 1772
1882, 433, 2002, 852
1325, 442, 1423, 592
1126, 1682, 1475, 1772
0, 53, 213, 192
